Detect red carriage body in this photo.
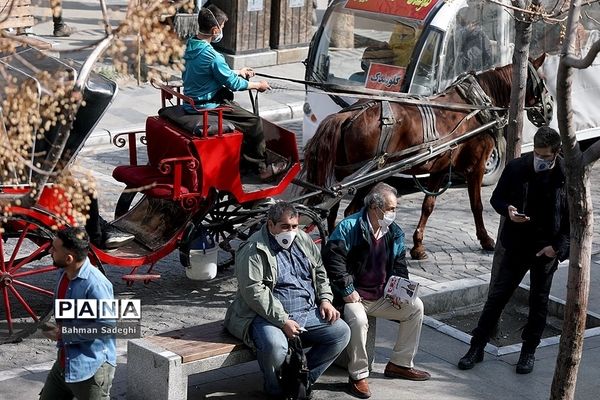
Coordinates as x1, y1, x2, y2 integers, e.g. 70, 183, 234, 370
0, 48, 312, 343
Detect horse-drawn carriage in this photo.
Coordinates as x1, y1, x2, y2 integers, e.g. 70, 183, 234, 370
0, 46, 327, 344
0, 36, 551, 344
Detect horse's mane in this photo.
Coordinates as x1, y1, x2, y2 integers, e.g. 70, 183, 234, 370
475, 64, 513, 106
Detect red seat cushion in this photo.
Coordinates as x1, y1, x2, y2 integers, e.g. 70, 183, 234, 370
112, 165, 190, 199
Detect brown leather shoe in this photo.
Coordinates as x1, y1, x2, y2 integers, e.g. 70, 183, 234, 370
259, 159, 290, 182
348, 378, 371, 399
384, 362, 431, 381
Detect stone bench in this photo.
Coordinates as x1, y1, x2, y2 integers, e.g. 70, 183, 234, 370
126, 321, 255, 400
126, 317, 377, 400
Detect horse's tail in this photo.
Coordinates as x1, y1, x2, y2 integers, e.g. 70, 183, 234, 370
302, 113, 347, 189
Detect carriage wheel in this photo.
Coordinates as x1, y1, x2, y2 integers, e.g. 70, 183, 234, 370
295, 205, 328, 249
0, 215, 105, 344
482, 137, 506, 186
180, 195, 329, 271
0, 215, 56, 344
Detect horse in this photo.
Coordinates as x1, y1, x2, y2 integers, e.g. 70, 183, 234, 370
303, 55, 552, 260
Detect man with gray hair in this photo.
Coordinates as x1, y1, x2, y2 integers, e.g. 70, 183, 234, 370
323, 183, 429, 399
225, 201, 350, 399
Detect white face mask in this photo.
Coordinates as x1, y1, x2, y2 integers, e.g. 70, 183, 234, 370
377, 209, 396, 230
533, 154, 556, 172
275, 230, 297, 250
213, 28, 223, 43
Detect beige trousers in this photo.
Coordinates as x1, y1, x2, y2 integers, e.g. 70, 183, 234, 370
343, 296, 424, 380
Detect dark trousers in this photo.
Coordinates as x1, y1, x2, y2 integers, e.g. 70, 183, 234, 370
85, 195, 102, 244
52, 2, 64, 29
220, 100, 266, 169
471, 249, 559, 353
39, 360, 115, 400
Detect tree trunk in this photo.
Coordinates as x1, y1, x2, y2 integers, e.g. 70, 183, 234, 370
550, 1, 592, 398
489, 0, 534, 288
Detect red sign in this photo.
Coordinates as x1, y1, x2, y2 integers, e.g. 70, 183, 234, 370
345, 0, 439, 21
365, 63, 406, 92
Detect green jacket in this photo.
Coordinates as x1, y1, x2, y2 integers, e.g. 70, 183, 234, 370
224, 225, 334, 348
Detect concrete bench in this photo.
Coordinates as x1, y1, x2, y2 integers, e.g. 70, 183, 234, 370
127, 318, 377, 400
0, 0, 34, 32
127, 321, 255, 400
0, 0, 52, 50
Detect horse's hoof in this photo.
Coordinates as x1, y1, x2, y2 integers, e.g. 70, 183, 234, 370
481, 238, 495, 251
410, 247, 428, 260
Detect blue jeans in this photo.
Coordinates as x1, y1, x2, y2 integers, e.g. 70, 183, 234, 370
250, 309, 350, 396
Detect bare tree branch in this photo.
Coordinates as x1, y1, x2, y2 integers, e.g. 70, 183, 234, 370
563, 39, 600, 68
582, 138, 600, 165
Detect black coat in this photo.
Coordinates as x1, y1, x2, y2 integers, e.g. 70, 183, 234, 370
490, 152, 569, 261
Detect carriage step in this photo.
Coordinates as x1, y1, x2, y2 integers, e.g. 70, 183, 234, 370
122, 274, 161, 284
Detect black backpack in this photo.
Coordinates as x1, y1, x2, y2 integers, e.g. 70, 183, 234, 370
279, 336, 310, 400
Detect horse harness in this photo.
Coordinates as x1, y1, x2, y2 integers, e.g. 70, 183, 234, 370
336, 73, 504, 175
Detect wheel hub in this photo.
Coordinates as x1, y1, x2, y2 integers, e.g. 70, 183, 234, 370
1, 272, 13, 287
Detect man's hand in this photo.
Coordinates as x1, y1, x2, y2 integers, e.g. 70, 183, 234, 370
248, 80, 270, 92
390, 296, 409, 309
255, 80, 270, 92
320, 300, 340, 323
508, 205, 530, 223
343, 291, 361, 304
536, 245, 557, 258
282, 319, 302, 339
238, 67, 256, 79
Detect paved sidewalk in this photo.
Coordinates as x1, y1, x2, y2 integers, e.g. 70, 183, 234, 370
2, 1, 599, 399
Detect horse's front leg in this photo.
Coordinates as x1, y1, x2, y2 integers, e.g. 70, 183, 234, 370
410, 172, 446, 260
466, 169, 495, 251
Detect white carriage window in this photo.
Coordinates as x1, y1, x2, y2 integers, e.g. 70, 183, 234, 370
409, 30, 443, 96
310, 5, 423, 87
441, 1, 513, 88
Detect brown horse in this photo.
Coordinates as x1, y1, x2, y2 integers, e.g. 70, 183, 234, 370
303, 55, 551, 259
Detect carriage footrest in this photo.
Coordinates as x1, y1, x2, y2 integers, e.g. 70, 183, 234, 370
122, 274, 161, 284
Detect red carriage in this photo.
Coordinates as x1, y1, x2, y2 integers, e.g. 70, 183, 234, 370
0, 47, 326, 344
0, 40, 551, 345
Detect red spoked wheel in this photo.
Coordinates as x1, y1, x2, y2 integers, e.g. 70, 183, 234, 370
0, 215, 57, 344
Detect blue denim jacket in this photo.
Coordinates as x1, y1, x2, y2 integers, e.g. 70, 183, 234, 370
55, 259, 117, 383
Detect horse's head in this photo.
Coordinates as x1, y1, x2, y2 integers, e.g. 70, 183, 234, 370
526, 54, 553, 127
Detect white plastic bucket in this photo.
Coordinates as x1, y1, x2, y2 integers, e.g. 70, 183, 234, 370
186, 246, 218, 281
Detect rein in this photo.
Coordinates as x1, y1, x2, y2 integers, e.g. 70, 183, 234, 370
256, 72, 510, 113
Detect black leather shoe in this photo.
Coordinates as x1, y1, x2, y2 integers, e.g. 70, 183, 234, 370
516, 351, 535, 374
458, 346, 485, 370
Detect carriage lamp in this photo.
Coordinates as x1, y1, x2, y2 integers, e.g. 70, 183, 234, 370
303, 102, 318, 123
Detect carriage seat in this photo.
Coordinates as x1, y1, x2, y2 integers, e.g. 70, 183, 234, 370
158, 105, 235, 137
113, 116, 200, 200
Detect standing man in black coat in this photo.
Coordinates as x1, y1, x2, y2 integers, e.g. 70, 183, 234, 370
458, 126, 569, 374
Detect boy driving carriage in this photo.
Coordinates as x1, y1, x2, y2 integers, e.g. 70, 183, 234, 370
182, 5, 289, 182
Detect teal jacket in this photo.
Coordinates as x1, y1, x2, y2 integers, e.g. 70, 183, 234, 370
182, 38, 249, 110
224, 225, 334, 348
322, 209, 408, 303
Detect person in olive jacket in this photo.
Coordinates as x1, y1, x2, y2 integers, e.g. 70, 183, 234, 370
458, 126, 569, 375
225, 202, 350, 399
322, 183, 430, 399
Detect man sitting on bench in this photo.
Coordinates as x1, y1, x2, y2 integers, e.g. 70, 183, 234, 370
225, 202, 351, 398
182, 5, 288, 182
